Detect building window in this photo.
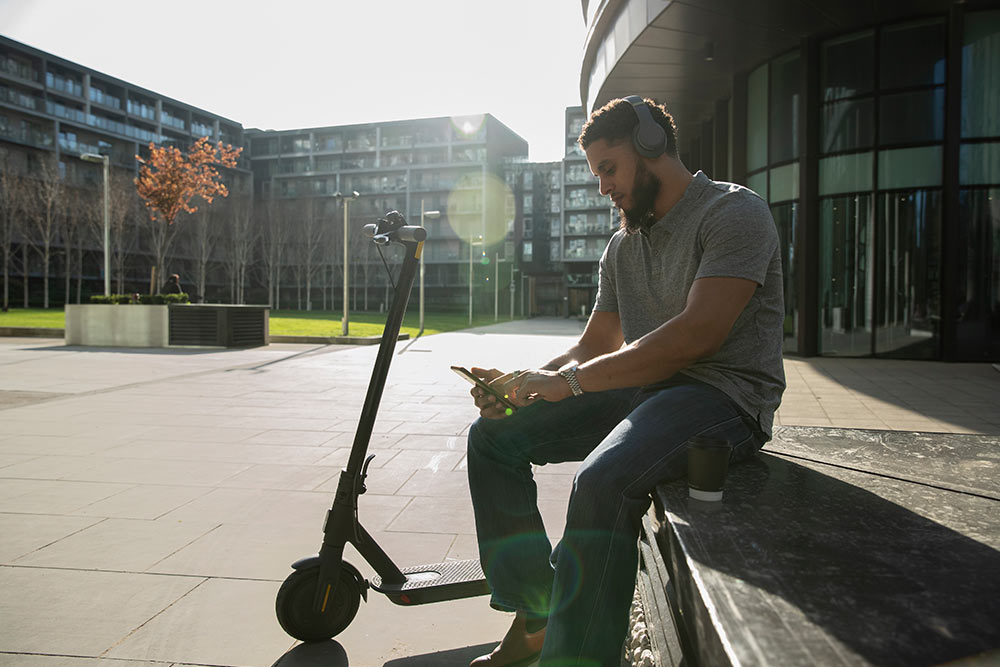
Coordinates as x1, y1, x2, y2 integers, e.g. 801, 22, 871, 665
747, 63, 768, 171
769, 51, 800, 164
772, 203, 798, 353
956, 10, 1000, 358
874, 190, 942, 358
523, 241, 533, 262
819, 194, 873, 356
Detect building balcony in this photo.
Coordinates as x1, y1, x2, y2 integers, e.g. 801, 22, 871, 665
45, 72, 83, 97
0, 122, 53, 149
0, 56, 41, 84
565, 225, 613, 236
45, 100, 87, 125
563, 250, 603, 261
0, 85, 41, 112
161, 114, 186, 132
564, 198, 608, 210
88, 89, 122, 111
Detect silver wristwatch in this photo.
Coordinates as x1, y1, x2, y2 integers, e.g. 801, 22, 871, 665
559, 365, 584, 396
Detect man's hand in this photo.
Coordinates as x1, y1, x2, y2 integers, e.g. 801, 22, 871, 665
506, 369, 572, 406
469, 367, 514, 420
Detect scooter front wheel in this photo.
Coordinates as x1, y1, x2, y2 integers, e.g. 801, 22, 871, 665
276, 564, 362, 641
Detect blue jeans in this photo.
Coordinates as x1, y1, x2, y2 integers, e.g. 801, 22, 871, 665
467, 377, 765, 666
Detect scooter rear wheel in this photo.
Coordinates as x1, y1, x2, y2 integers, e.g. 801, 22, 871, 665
276, 564, 362, 641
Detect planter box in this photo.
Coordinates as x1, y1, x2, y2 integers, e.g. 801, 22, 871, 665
168, 304, 269, 347
65, 304, 269, 348
65, 304, 169, 347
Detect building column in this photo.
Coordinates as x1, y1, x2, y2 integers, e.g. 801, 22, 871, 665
730, 71, 748, 186
941, 2, 965, 361
798, 35, 821, 357
714, 98, 730, 182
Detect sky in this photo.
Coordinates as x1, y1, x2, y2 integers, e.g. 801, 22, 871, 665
0, 0, 588, 162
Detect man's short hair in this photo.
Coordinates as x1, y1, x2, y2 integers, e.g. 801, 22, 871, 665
578, 97, 678, 158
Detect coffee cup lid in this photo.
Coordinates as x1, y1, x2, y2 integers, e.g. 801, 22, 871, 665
688, 487, 723, 502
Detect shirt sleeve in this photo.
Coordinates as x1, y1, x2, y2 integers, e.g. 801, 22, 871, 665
695, 192, 778, 287
593, 234, 620, 312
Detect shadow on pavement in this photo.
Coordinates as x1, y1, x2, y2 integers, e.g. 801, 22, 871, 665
271, 640, 348, 667
27, 343, 226, 355
383, 642, 496, 666
270, 641, 496, 666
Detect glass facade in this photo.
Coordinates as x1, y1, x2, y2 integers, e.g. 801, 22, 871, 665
582, 4, 1000, 361
956, 10, 1000, 359
817, 18, 946, 357
819, 194, 872, 356
746, 50, 801, 352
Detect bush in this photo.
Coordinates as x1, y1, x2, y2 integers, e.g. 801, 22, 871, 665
139, 293, 183, 304
88, 293, 190, 305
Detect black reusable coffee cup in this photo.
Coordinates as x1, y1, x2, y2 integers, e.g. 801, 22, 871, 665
687, 436, 732, 501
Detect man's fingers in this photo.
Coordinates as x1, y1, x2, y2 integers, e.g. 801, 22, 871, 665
471, 366, 502, 382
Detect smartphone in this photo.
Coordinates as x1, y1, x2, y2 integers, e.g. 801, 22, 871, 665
451, 366, 519, 414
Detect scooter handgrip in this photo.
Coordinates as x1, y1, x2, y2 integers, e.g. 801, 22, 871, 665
396, 226, 428, 243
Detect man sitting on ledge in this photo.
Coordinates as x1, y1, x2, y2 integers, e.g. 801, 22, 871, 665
465, 96, 786, 666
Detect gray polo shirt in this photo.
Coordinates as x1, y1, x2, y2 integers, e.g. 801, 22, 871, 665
594, 171, 785, 437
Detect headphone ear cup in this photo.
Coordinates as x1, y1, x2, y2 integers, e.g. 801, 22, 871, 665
627, 97, 667, 159
632, 124, 662, 159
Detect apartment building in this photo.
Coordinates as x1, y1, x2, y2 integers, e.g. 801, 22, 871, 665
245, 115, 527, 311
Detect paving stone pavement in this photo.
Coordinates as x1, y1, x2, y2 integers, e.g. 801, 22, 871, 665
0, 319, 997, 667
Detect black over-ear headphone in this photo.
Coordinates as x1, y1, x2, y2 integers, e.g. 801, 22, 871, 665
624, 95, 667, 159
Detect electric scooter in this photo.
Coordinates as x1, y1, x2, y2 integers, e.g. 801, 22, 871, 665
275, 211, 489, 642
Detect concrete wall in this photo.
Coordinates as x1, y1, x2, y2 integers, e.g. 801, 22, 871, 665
65, 305, 169, 347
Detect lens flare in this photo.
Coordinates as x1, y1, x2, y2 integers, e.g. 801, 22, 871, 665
450, 114, 485, 139
445, 171, 514, 247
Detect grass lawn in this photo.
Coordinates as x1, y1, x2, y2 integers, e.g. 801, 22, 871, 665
0, 308, 66, 328
0, 307, 517, 337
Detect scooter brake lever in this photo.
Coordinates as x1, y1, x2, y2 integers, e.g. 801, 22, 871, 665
358, 454, 377, 494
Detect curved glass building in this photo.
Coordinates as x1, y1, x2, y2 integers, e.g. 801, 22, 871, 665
580, 0, 1000, 361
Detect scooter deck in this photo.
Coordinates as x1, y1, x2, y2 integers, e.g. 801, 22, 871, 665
370, 558, 489, 605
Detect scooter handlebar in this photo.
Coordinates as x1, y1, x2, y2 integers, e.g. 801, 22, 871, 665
363, 212, 427, 245
396, 226, 427, 243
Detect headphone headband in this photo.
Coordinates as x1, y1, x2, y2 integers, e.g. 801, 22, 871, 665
624, 95, 667, 159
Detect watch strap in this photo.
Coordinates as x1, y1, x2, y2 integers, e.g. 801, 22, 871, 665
559, 365, 584, 396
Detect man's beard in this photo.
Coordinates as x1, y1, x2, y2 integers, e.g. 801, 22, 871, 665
618, 159, 662, 235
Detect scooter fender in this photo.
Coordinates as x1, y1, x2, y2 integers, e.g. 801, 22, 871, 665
290, 555, 368, 602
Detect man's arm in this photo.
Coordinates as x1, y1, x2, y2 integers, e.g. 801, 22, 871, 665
508, 276, 757, 403
469, 310, 624, 419
539, 310, 625, 371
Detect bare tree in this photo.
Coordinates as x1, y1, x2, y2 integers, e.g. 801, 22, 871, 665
0, 150, 27, 310
221, 178, 255, 304
61, 184, 91, 304
26, 155, 66, 308
185, 205, 215, 300
109, 170, 142, 294
287, 197, 328, 311
256, 190, 287, 309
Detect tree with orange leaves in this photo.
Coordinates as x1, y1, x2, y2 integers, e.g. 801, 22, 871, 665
134, 136, 241, 292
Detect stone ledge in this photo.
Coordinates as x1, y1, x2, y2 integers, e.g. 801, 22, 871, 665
0, 327, 408, 346
269, 333, 409, 345
640, 427, 1000, 666
0, 326, 64, 337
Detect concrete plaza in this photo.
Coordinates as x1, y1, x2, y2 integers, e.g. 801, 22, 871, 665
1, 318, 998, 667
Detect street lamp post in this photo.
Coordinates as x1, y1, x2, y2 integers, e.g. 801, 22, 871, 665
80, 153, 110, 296
419, 199, 440, 336
468, 234, 483, 326
334, 190, 360, 336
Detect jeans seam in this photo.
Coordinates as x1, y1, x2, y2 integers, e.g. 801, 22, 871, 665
572, 412, 750, 659
576, 498, 630, 662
